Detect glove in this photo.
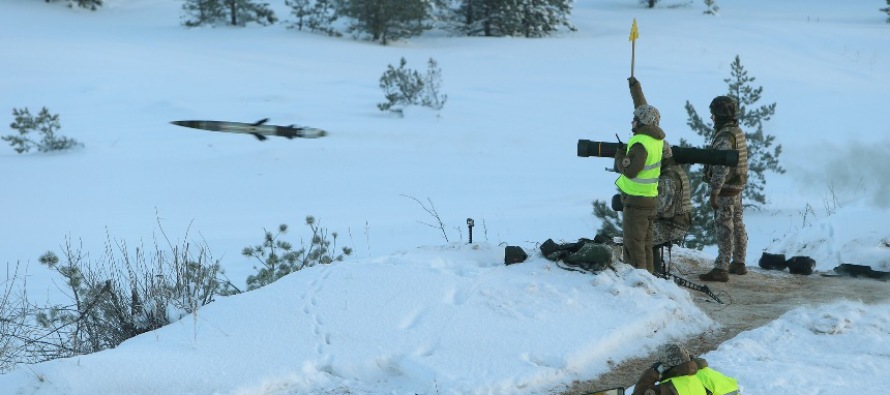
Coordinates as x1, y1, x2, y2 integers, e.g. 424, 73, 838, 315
709, 191, 719, 210
628, 76, 639, 87
614, 144, 627, 159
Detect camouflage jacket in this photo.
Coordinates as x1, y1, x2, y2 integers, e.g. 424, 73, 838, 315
657, 162, 692, 227
703, 123, 748, 195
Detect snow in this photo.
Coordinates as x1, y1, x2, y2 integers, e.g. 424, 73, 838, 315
1, 0, 889, 394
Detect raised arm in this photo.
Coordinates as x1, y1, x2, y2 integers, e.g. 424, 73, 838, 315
628, 76, 649, 109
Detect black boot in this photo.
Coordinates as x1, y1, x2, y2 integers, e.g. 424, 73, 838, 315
653, 246, 666, 275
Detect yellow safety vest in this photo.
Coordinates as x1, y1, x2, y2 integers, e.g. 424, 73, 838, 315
662, 375, 707, 395
696, 367, 740, 395
615, 134, 663, 197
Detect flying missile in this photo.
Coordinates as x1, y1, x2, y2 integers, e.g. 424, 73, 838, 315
170, 118, 327, 141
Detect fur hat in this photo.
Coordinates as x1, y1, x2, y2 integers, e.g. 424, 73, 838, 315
657, 344, 691, 369
634, 104, 661, 126
709, 96, 738, 119
662, 140, 673, 159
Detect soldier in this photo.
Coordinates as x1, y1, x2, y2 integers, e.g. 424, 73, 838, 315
614, 77, 665, 273
699, 96, 749, 282
652, 141, 692, 274
632, 343, 740, 395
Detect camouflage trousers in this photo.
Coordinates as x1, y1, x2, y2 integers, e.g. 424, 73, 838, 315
713, 194, 748, 270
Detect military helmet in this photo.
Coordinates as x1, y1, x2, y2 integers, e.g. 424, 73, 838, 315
657, 344, 691, 370
709, 96, 738, 118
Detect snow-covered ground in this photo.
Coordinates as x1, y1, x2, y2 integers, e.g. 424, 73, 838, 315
1, 0, 888, 394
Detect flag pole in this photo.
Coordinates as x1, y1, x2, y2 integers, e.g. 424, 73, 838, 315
629, 18, 639, 78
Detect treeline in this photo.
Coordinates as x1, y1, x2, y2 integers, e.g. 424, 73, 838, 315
43, 0, 576, 45
189, 0, 576, 44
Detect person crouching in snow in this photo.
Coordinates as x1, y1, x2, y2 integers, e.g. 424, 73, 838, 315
632, 343, 740, 395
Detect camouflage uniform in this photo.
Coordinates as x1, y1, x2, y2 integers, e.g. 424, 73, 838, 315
653, 154, 691, 246
651, 144, 691, 274
701, 96, 749, 281
712, 194, 746, 269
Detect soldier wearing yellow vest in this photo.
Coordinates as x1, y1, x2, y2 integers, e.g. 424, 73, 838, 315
615, 77, 665, 273
632, 344, 741, 395
694, 358, 741, 395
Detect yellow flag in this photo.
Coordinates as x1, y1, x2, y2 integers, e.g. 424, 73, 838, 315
629, 18, 639, 41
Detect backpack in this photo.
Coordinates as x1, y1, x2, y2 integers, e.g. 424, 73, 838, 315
540, 238, 614, 272
786, 256, 815, 275
758, 252, 787, 270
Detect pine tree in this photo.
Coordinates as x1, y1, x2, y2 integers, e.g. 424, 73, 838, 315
592, 198, 622, 239
286, 0, 312, 30
515, 0, 575, 38
222, 0, 277, 26
74, 0, 102, 10
182, 0, 277, 27
182, 0, 226, 27
591, 56, 783, 249
46, 0, 102, 11
3, 107, 82, 154
882, 0, 890, 23
680, 55, 784, 249
452, 0, 573, 37
703, 0, 719, 15
339, 0, 431, 45
420, 58, 448, 110
378, 57, 447, 114
686, 55, 784, 207
452, 0, 487, 35
286, 0, 341, 36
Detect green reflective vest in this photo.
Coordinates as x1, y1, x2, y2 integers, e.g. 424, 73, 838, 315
615, 134, 663, 197
696, 367, 740, 395
662, 375, 706, 395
